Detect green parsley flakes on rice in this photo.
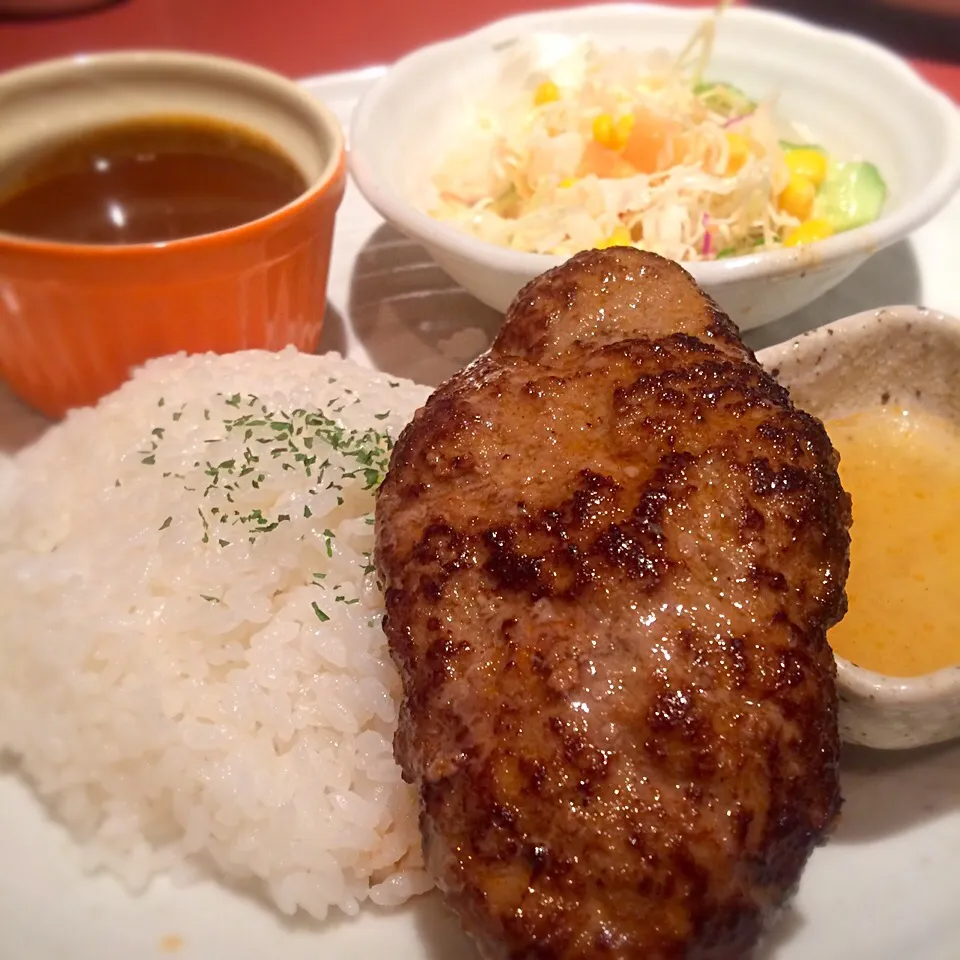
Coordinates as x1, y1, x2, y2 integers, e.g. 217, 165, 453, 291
0, 348, 433, 919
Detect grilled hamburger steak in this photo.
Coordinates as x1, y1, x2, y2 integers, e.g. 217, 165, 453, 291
375, 248, 851, 960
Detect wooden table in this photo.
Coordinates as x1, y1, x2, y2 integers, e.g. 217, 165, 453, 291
1, 0, 958, 100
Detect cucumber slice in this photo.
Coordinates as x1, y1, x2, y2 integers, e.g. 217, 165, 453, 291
813, 161, 887, 232
695, 81, 756, 117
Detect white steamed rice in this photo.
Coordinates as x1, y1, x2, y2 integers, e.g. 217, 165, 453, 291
0, 348, 434, 919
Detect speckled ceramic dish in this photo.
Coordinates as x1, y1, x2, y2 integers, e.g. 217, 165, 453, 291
758, 305, 960, 750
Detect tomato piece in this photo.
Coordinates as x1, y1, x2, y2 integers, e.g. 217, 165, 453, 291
577, 140, 638, 179
621, 108, 683, 174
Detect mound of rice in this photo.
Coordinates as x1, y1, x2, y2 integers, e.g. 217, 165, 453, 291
0, 348, 434, 919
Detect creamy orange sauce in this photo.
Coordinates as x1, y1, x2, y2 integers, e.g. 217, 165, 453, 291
827, 405, 960, 677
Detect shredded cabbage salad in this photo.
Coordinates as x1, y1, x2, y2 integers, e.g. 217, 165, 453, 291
429, 6, 884, 261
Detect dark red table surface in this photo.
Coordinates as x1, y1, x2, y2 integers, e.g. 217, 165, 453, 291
0, 0, 958, 101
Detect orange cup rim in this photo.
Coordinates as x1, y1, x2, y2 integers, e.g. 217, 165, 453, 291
0, 49, 348, 260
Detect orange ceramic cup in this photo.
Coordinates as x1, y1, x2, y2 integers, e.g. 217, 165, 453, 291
0, 51, 346, 418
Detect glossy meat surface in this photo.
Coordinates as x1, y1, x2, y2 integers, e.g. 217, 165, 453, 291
375, 249, 850, 960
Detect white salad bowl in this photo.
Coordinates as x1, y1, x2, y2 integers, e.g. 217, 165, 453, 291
759, 305, 960, 750
350, 3, 960, 330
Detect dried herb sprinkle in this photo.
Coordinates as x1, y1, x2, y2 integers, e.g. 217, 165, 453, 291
145, 389, 393, 623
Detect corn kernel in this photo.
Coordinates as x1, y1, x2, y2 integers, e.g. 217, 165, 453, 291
614, 113, 635, 150
783, 218, 835, 247
534, 80, 560, 106
592, 113, 616, 149
559, 177, 578, 189
725, 132, 750, 175
596, 225, 633, 249
778, 173, 816, 220
785, 148, 828, 187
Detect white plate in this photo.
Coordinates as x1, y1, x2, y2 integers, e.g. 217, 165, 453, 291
1, 68, 959, 960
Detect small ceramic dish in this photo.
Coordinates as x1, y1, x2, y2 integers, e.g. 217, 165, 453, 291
0, 51, 346, 418
350, 3, 960, 331
757, 305, 960, 750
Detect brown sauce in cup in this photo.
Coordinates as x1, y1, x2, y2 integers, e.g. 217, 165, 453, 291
0, 115, 309, 245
